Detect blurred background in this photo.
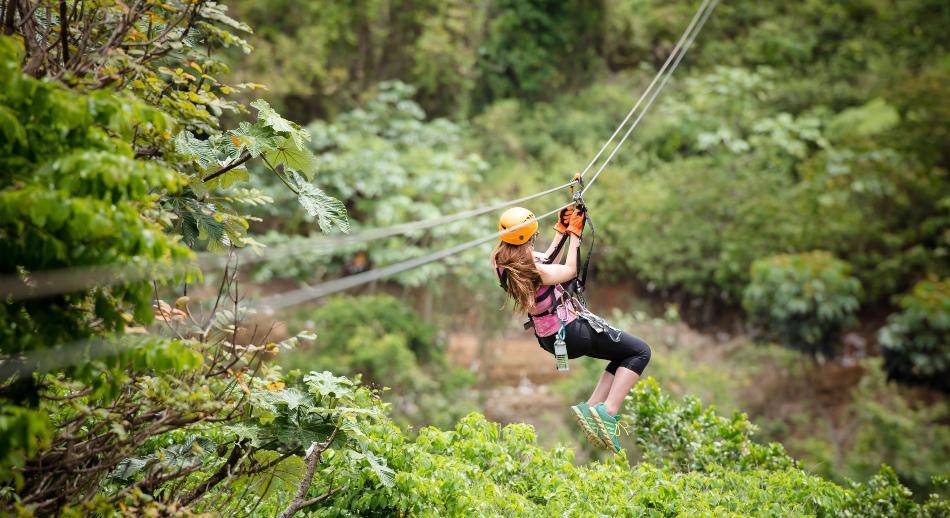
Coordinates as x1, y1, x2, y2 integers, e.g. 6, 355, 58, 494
219, 0, 948, 498
2, 0, 947, 512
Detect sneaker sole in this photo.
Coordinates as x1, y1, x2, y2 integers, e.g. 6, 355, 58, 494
590, 411, 622, 454
571, 406, 610, 450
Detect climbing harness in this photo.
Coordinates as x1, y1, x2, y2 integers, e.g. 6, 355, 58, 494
566, 176, 596, 307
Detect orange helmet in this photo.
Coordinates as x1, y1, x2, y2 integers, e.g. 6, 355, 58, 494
498, 207, 538, 245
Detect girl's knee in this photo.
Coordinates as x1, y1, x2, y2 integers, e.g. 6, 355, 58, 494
624, 339, 651, 375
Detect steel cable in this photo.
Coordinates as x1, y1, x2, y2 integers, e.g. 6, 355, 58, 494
0, 180, 576, 301
0, 0, 719, 377
575, 0, 712, 182
582, 0, 719, 195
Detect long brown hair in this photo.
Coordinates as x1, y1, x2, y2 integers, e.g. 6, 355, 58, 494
492, 241, 541, 313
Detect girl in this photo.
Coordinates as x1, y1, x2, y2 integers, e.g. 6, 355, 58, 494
491, 205, 651, 452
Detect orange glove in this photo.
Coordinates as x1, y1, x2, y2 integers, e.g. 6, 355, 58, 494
567, 204, 586, 236
554, 206, 573, 234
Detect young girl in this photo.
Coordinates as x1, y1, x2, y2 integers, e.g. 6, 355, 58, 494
491, 205, 651, 452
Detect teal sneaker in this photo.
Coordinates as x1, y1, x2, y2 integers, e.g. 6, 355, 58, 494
571, 402, 610, 450
591, 403, 624, 453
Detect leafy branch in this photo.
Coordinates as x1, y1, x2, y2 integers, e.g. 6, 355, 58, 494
202, 153, 252, 183
177, 99, 350, 235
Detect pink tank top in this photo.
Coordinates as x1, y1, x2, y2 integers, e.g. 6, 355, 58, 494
497, 267, 578, 337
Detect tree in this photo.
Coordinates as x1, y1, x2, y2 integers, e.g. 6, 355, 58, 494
0, 0, 347, 512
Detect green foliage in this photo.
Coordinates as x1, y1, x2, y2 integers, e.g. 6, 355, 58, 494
793, 137, 948, 301
608, 155, 801, 302
845, 361, 950, 499
743, 252, 861, 356
223, 370, 387, 472
285, 294, 437, 367
560, 311, 950, 503
279, 295, 477, 429
0, 0, 347, 510
3, 332, 219, 512
0, 406, 52, 486
227, 0, 601, 117
879, 278, 950, 390
314, 385, 943, 516
250, 82, 489, 288
476, 0, 602, 103
14, 0, 254, 134
626, 378, 794, 472
0, 36, 191, 354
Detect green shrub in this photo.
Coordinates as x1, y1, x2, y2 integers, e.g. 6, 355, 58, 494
743, 251, 861, 356
847, 360, 950, 498
879, 278, 950, 391
597, 156, 801, 304
287, 294, 437, 367
625, 378, 793, 473
314, 382, 946, 516
280, 295, 477, 429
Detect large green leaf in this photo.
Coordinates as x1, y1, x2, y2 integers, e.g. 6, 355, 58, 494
174, 130, 217, 170
227, 423, 263, 448
251, 99, 310, 150
229, 121, 279, 158
360, 447, 395, 488
259, 387, 309, 411
265, 137, 318, 178
303, 371, 355, 398
289, 170, 350, 233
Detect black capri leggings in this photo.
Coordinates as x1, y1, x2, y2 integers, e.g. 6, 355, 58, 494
537, 318, 651, 375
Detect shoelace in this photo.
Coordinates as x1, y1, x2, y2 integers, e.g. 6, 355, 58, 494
614, 418, 630, 437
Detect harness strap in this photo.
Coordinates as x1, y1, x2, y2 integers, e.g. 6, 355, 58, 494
535, 285, 555, 303
542, 233, 568, 265
576, 213, 595, 292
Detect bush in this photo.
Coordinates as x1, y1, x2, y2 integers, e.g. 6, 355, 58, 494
847, 360, 950, 497
743, 252, 861, 356
879, 278, 950, 390
250, 81, 489, 288
316, 382, 946, 516
626, 378, 793, 473
287, 294, 437, 368
280, 295, 477, 429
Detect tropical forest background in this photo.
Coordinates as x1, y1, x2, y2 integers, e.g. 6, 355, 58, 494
0, 0, 947, 515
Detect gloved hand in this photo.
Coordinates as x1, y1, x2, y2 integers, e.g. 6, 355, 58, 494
567, 204, 586, 236
554, 206, 573, 234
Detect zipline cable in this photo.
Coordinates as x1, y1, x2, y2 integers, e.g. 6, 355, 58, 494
225, 180, 576, 268
0, 205, 570, 381
252, 203, 572, 313
1, 0, 719, 378
575, 0, 712, 182
0, 180, 576, 301
255, 0, 719, 312
582, 0, 719, 195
